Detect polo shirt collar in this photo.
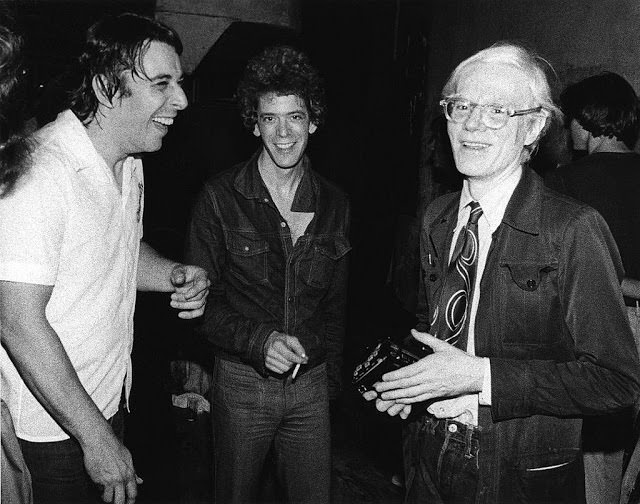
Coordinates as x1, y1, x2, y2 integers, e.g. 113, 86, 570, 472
54, 110, 137, 175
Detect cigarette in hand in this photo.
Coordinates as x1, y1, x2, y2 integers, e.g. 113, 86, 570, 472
292, 363, 301, 380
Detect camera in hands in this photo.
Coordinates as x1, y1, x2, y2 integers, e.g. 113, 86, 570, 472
352, 336, 432, 394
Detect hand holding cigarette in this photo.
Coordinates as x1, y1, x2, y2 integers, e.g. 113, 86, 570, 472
264, 331, 308, 375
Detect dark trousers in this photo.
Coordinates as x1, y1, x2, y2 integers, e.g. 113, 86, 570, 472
212, 358, 331, 504
404, 414, 585, 504
404, 416, 480, 504
19, 405, 125, 504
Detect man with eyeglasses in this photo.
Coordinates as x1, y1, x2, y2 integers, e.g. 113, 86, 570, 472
364, 42, 640, 503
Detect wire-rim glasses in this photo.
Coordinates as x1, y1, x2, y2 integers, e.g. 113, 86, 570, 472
440, 97, 543, 130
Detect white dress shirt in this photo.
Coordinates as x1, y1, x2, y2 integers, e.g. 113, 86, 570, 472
429, 165, 522, 425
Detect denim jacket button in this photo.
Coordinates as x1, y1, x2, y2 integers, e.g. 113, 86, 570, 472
280, 222, 287, 228
288, 296, 294, 303
429, 273, 437, 282
527, 279, 536, 289
448, 423, 457, 433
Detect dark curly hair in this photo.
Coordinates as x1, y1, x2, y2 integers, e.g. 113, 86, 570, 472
0, 21, 31, 198
69, 13, 182, 123
236, 45, 326, 131
560, 72, 640, 150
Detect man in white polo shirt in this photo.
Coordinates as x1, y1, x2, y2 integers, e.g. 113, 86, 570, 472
0, 13, 209, 504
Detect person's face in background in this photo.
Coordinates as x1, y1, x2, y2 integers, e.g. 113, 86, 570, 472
569, 119, 589, 151
566, 118, 590, 161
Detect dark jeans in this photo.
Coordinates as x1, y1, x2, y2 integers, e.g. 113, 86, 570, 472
19, 406, 125, 504
212, 357, 331, 504
404, 416, 480, 504
404, 414, 585, 504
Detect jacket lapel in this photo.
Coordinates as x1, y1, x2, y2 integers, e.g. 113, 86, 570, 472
428, 194, 460, 269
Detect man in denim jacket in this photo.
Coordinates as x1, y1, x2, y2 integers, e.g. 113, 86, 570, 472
366, 42, 640, 503
186, 45, 350, 504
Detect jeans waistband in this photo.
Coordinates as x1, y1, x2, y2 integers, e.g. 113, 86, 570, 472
413, 415, 481, 471
421, 416, 481, 435
420, 416, 481, 455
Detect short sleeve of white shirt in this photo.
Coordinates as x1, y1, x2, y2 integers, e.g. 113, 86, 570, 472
0, 152, 68, 285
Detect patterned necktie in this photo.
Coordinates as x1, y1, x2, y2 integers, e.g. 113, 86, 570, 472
431, 201, 483, 348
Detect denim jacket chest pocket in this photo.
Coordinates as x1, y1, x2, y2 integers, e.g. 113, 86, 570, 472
224, 230, 270, 284
301, 237, 351, 289
497, 259, 559, 347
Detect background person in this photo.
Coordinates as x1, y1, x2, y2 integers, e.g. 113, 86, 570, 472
1, 16, 33, 504
546, 71, 640, 504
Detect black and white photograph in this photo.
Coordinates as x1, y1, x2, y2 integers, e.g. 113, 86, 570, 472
1, 1, 640, 503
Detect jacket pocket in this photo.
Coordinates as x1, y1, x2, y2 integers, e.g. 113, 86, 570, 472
225, 230, 270, 284
304, 237, 351, 288
498, 260, 559, 347
502, 261, 557, 292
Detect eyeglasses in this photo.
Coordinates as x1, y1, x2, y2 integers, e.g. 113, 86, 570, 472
439, 97, 543, 130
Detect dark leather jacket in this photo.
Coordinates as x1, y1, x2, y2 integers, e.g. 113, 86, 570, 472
186, 152, 351, 397
417, 167, 640, 500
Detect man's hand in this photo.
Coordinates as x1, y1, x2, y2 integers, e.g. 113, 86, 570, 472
169, 264, 210, 319
362, 390, 412, 419
264, 332, 308, 374
373, 329, 485, 404
81, 429, 142, 504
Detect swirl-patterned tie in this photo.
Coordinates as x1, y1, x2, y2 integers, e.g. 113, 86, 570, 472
431, 201, 483, 348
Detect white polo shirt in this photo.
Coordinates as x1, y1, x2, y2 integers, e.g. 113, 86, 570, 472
0, 110, 143, 442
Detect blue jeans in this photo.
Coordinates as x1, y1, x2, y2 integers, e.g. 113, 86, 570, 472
404, 416, 480, 504
212, 357, 331, 504
19, 405, 125, 504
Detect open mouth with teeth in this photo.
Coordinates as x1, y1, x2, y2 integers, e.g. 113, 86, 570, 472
274, 142, 295, 150
152, 117, 174, 128
462, 141, 491, 150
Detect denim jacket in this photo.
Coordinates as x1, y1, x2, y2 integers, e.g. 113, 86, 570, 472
416, 168, 640, 500
186, 152, 351, 397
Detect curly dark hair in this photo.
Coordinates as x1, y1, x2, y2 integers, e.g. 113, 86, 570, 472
0, 21, 31, 198
69, 13, 182, 123
560, 72, 640, 150
236, 45, 326, 131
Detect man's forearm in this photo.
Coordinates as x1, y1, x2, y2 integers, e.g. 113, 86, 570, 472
0, 283, 115, 448
3, 323, 112, 446
137, 241, 179, 292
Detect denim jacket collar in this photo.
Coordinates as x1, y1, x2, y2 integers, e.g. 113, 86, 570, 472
233, 150, 317, 212
501, 167, 543, 237
427, 167, 544, 263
